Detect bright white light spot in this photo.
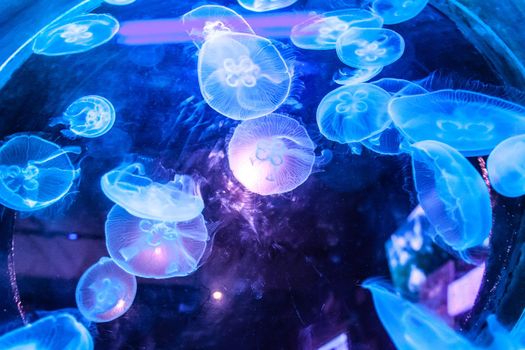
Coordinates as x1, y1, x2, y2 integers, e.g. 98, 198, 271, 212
212, 291, 223, 301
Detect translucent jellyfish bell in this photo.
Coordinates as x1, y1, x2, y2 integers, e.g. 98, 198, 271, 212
316, 83, 392, 144
198, 33, 291, 120
0, 135, 77, 211
333, 66, 383, 86
371, 0, 429, 25
33, 14, 119, 56
228, 114, 315, 195
104, 0, 135, 5
487, 134, 525, 197
411, 140, 492, 251
76, 257, 137, 323
106, 205, 208, 279
290, 9, 384, 50
101, 163, 204, 222
237, 0, 298, 12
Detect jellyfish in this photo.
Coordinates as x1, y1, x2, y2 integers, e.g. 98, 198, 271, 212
336, 27, 405, 68
290, 9, 384, 50
76, 257, 137, 323
33, 14, 119, 56
105, 205, 208, 279
0, 135, 78, 211
371, 0, 429, 25
316, 83, 392, 144
333, 66, 383, 86
388, 89, 525, 156
227, 114, 315, 195
410, 140, 492, 251
487, 134, 525, 198
237, 0, 298, 12
100, 163, 204, 222
198, 33, 291, 120
50, 95, 116, 139
104, 0, 135, 5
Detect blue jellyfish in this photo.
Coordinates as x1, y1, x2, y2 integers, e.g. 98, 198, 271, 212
487, 134, 525, 197
104, 0, 135, 5
100, 163, 204, 222
290, 9, 384, 50
336, 27, 405, 68
372, 77, 428, 97
50, 95, 116, 139
76, 257, 137, 323
228, 114, 315, 195
33, 14, 119, 56
333, 66, 383, 86
411, 140, 492, 251
106, 205, 208, 279
316, 83, 392, 144
371, 0, 429, 25
388, 89, 525, 156
237, 0, 298, 12
0, 135, 77, 211
198, 33, 291, 120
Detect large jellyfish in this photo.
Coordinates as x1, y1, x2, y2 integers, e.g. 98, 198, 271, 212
0, 135, 77, 211
410, 140, 492, 251
371, 0, 429, 25
487, 134, 525, 197
100, 163, 204, 222
106, 205, 208, 279
290, 9, 384, 50
76, 257, 137, 323
237, 0, 298, 12
228, 114, 315, 195
33, 14, 119, 56
198, 33, 291, 120
316, 83, 392, 144
388, 89, 525, 156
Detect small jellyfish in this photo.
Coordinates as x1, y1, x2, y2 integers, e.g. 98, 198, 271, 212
316, 83, 392, 144
76, 257, 137, 323
411, 140, 492, 251
291, 9, 384, 50
104, 0, 135, 5
237, 0, 298, 12
372, 0, 429, 25
198, 33, 291, 120
372, 77, 428, 97
33, 14, 119, 56
487, 134, 525, 197
106, 205, 208, 279
0, 135, 77, 211
100, 163, 204, 222
388, 89, 525, 156
228, 114, 315, 195
50, 95, 116, 139
336, 27, 405, 68
333, 66, 383, 86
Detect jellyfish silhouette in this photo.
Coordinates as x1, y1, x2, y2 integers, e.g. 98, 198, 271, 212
411, 140, 492, 251
100, 163, 204, 222
388, 89, 525, 156
371, 0, 429, 25
228, 114, 315, 195
291, 9, 384, 50
198, 32, 291, 120
0, 135, 77, 211
106, 205, 208, 279
33, 14, 119, 56
76, 257, 137, 323
487, 134, 525, 197
316, 83, 392, 144
237, 0, 298, 12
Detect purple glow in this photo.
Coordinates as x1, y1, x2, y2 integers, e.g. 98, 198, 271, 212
447, 264, 485, 317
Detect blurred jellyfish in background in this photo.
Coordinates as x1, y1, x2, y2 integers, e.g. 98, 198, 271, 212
104, 0, 136, 5
237, 0, 299, 12
290, 9, 383, 50
0, 135, 78, 211
50, 95, 116, 139
228, 114, 315, 195
76, 257, 137, 323
33, 14, 120, 56
0, 313, 93, 350
332, 66, 383, 86
371, 0, 429, 25
106, 205, 208, 279
487, 134, 525, 197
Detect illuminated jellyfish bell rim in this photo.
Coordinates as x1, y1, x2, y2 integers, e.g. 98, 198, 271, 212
371, 0, 429, 25
237, 0, 299, 12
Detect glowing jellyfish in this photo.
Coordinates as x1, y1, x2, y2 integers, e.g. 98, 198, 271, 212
372, 0, 429, 25
228, 114, 315, 195
290, 9, 384, 50
33, 14, 119, 56
0, 135, 77, 211
237, 0, 298, 12
104, 0, 135, 5
316, 83, 391, 144
106, 205, 208, 279
487, 135, 525, 197
50, 95, 115, 139
333, 66, 383, 86
198, 33, 291, 120
336, 27, 405, 68
411, 140, 492, 251
76, 257, 137, 323
100, 163, 204, 222
388, 89, 525, 156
